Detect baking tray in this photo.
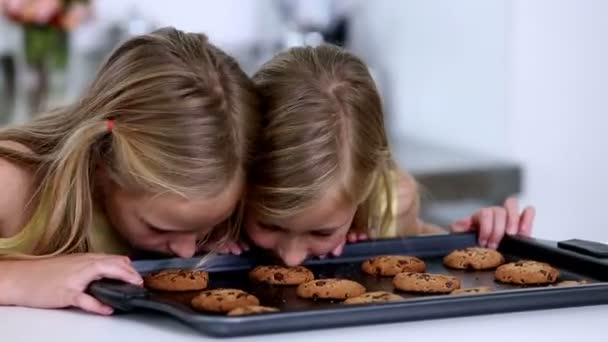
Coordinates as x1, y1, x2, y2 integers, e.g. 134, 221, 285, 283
89, 233, 608, 337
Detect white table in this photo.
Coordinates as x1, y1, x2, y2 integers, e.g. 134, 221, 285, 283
2, 305, 606, 342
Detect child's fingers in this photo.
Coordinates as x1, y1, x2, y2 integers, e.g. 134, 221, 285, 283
239, 240, 250, 252
331, 241, 345, 257
450, 217, 473, 232
347, 232, 358, 243
84, 260, 143, 286
229, 242, 242, 255
477, 209, 493, 247
73, 292, 114, 315
518, 207, 536, 236
488, 208, 507, 249
504, 197, 520, 236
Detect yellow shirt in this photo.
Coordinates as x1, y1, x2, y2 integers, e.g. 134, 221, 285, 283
373, 169, 446, 238
0, 205, 130, 255
374, 170, 399, 238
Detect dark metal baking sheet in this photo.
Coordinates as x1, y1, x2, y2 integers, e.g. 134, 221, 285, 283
89, 233, 608, 337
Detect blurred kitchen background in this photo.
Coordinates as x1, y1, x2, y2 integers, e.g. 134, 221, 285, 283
0, 0, 606, 242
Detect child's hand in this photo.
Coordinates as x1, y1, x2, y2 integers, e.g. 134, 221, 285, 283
198, 236, 250, 255
0, 254, 143, 315
215, 239, 250, 255
450, 197, 535, 249
321, 232, 368, 258
347, 231, 369, 244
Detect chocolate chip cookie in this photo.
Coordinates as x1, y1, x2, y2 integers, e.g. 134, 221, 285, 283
361, 255, 426, 276
495, 260, 559, 285
443, 247, 505, 270
144, 269, 209, 291
190, 289, 260, 313
343, 291, 403, 304
296, 279, 366, 300
249, 265, 314, 285
393, 272, 461, 293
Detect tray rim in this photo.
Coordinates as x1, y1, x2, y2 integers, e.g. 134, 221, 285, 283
89, 233, 608, 337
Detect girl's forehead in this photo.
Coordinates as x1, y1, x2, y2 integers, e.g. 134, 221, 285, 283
140, 178, 244, 229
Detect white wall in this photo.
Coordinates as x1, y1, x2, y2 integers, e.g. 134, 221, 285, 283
349, 0, 511, 158
509, 0, 608, 241
73, 0, 280, 54
351, 0, 608, 242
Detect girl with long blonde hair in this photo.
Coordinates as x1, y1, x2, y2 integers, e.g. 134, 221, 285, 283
0, 27, 259, 314
237, 45, 534, 266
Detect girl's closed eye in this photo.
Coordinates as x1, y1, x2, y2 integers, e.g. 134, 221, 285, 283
144, 222, 170, 235
258, 222, 283, 232
310, 229, 337, 237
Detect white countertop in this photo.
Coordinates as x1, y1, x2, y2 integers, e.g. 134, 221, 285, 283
2, 305, 606, 342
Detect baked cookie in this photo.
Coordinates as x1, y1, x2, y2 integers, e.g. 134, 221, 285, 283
227, 305, 279, 316
555, 280, 588, 287
343, 291, 403, 305
191, 289, 259, 313
495, 260, 559, 285
451, 286, 494, 295
393, 272, 461, 294
154, 291, 200, 306
144, 269, 209, 291
249, 265, 314, 285
443, 247, 505, 270
361, 255, 426, 276
296, 279, 366, 300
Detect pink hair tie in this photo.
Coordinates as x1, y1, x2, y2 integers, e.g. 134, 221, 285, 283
107, 119, 115, 133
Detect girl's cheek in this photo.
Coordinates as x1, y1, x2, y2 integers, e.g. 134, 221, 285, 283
247, 228, 277, 250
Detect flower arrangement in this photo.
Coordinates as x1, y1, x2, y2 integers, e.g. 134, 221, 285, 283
1, 0, 91, 112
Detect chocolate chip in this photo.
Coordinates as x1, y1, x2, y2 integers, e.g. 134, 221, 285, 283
217, 298, 223, 301
273, 273, 285, 281
398, 260, 409, 265
375, 267, 382, 274
540, 270, 548, 275
446, 281, 453, 288
236, 293, 245, 299
315, 281, 327, 286
190, 275, 196, 280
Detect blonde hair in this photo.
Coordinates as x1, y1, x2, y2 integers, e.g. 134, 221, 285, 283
248, 44, 412, 237
0, 27, 259, 257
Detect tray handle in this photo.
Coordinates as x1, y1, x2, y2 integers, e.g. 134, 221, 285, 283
88, 281, 147, 312
557, 239, 608, 258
